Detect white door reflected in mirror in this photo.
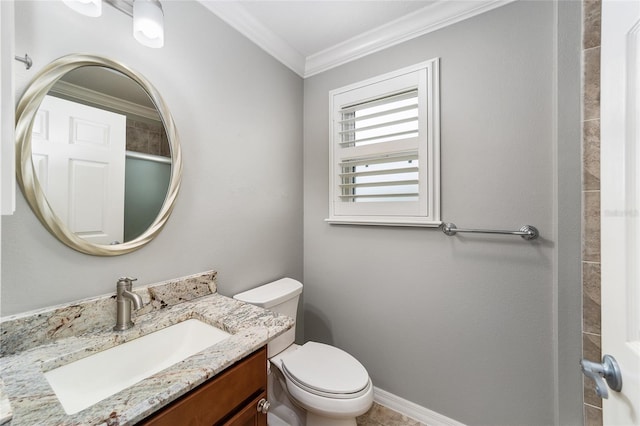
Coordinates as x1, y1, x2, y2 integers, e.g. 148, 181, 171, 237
32, 95, 126, 245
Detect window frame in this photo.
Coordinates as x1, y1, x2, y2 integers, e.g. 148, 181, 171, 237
326, 58, 441, 227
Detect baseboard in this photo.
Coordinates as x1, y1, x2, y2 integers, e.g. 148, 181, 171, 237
373, 387, 466, 426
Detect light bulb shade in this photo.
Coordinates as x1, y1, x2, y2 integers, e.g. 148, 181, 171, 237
63, 0, 102, 17
133, 0, 164, 48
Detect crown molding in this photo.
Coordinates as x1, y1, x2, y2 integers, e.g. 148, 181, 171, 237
305, 0, 516, 77
200, 1, 307, 77
199, 0, 515, 79
49, 80, 160, 121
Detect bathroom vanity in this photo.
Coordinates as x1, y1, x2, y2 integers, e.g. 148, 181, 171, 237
0, 271, 292, 425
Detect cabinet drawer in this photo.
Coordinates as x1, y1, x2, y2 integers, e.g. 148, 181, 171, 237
139, 347, 267, 426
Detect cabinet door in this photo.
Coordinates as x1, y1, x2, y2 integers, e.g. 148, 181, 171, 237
223, 392, 267, 426
139, 347, 267, 426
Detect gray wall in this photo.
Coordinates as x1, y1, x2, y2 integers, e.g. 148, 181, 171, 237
556, 1, 584, 424
1, 1, 303, 315
303, 2, 580, 424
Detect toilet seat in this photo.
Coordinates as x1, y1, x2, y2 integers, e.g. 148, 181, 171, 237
281, 342, 370, 399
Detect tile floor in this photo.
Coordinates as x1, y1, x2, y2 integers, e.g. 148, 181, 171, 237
356, 403, 426, 426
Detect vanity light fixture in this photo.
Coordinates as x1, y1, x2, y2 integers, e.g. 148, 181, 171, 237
63, 0, 164, 48
63, 0, 102, 17
133, 0, 164, 48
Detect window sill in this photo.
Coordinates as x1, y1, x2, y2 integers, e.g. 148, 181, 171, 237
325, 218, 442, 228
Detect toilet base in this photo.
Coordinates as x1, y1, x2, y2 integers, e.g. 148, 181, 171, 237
268, 362, 306, 426
306, 412, 357, 426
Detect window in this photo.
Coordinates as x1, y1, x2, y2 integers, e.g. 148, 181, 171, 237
327, 59, 440, 226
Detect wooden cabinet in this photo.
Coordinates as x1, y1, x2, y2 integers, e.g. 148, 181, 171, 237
139, 347, 267, 426
224, 393, 267, 426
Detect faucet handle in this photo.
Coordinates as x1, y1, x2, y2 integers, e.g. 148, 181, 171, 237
116, 277, 138, 290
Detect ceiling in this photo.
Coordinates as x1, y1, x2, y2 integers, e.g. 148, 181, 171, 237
199, 0, 515, 78
229, 1, 435, 57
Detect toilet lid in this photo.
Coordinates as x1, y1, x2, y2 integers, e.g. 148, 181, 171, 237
281, 342, 370, 397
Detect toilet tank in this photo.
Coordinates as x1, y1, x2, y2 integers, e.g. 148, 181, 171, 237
233, 278, 302, 357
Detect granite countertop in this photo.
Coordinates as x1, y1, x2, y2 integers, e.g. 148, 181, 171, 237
0, 271, 294, 426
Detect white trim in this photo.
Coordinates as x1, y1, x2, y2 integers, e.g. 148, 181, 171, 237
1, 0, 15, 215
199, 0, 514, 78
199, 1, 306, 77
373, 386, 466, 426
325, 218, 441, 228
305, 0, 515, 77
49, 80, 160, 122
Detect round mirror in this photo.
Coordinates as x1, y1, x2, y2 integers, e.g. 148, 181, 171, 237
15, 54, 182, 256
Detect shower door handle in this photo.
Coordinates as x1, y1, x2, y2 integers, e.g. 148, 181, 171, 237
580, 354, 622, 399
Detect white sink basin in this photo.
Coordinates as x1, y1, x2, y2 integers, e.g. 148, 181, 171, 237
44, 319, 231, 414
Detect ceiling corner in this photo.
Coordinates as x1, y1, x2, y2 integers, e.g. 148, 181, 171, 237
200, 1, 306, 77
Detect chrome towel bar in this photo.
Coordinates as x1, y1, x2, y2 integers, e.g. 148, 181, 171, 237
442, 223, 539, 241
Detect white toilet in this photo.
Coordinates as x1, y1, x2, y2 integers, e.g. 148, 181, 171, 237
234, 278, 374, 426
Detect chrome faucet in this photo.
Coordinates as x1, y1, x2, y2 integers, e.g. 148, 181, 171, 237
113, 277, 143, 331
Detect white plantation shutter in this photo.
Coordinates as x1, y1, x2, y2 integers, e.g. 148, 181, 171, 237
338, 153, 419, 202
338, 91, 419, 203
339, 90, 419, 148
328, 59, 441, 226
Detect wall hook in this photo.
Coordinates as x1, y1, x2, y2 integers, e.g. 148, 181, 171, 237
15, 53, 32, 70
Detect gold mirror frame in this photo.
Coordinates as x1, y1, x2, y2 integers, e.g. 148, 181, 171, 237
15, 54, 182, 256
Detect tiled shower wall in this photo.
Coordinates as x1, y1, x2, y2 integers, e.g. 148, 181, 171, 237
582, 1, 602, 424
126, 118, 170, 158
